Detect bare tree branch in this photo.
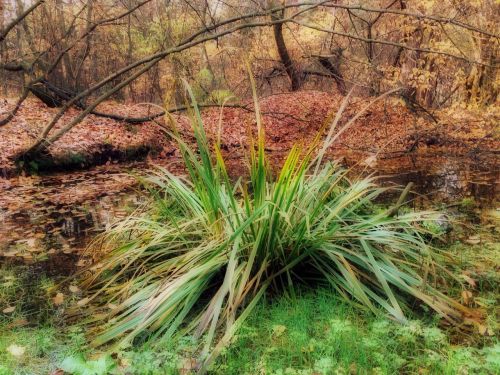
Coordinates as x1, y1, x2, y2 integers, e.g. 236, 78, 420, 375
0, 0, 45, 43
294, 20, 498, 68
322, 3, 499, 39
10, 0, 497, 158
24, 2, 330, 155
0, 87, 29, 126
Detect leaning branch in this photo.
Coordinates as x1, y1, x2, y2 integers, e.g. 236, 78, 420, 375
20, 0, 498, 156
322, 4, 499, 39
26, 2, 327, 154
27, 14, 308, 154
86, 102, 307, 124
87, 103, 249, 123
294, 20, 498, 68
0, 0, 45, 43
0, 88, 30, 126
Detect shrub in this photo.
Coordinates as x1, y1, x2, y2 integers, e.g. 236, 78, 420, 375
80, 84, 466, 371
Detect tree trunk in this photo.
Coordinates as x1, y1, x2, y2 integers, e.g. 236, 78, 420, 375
271, 8, 301, 91
466, 35, 498, 106
317, 52, 347, 95
0, 0, 6, 95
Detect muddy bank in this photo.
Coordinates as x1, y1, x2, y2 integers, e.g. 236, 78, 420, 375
0, 149, 498, 264
195, 91, 499, 157
0, 99, 170, 177
1, 91, 498, 176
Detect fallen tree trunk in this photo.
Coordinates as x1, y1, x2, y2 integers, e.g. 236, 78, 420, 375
29, 79, 85, 108
317, 54, 347, 95
28, 79, 166, 122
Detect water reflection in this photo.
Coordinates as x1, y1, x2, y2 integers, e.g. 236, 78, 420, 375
373, 155, 498, 207
0, 165, 146, 262
0, 154, 498, 263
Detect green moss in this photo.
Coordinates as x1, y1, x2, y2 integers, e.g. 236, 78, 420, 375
1, 284, 498, 374
0, 213, 498, 375
212, 290, 498, 375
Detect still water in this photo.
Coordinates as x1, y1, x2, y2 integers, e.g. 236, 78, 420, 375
0, 153, 498, 274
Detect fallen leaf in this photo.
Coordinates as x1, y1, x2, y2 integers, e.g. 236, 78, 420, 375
465, 235, 480, 245
2, 306, 15, 314
53, 292, 65, 305
107, 303, 118, 310
77, 297, 90, 306
179, 358, 198, 374
26, 238, 36, 248
478, 324, 495, 336
69, 285, 80, 293
461, 274, 477, 288
272, 324, 287, 338
7, 318, 29, 328
7, 344, 26, 357
361, 154, 377, 168
461, 290, 473, 304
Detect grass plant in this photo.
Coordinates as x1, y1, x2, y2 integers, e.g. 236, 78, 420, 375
80, 81, 467, 371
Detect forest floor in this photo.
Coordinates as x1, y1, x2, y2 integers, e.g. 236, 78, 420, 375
0, 92, 499, 374
1, 91, 498, 177
1, 91, 498, 261
0, 209, 498, 374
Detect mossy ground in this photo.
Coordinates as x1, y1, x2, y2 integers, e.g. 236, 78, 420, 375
0, 209, 498, 375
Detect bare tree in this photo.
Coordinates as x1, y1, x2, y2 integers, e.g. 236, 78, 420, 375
0, 0, 496, 161
0, 0, 44, 42
270, 2, 302, 91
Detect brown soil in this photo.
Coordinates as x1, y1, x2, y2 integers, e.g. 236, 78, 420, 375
0, 99, 169, 176
0, 91, 498, 177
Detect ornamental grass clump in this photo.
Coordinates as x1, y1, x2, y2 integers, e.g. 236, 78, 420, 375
81, 83, 466, 371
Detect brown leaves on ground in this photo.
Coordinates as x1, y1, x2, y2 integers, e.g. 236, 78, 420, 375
0, 99, 171, 176
193, 91, 499, 163
0, 91, 498, 263
1, 91, 498, 177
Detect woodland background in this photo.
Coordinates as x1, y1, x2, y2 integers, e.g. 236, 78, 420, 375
0, 0, 497, 112
0, 2, 499, 374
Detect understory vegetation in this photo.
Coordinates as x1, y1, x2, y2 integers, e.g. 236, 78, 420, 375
0, 89, 483, 374
1, 173, 498, 374
0, 89, 498, 375
72, 87, 473, 369
1, 257, 498, 375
